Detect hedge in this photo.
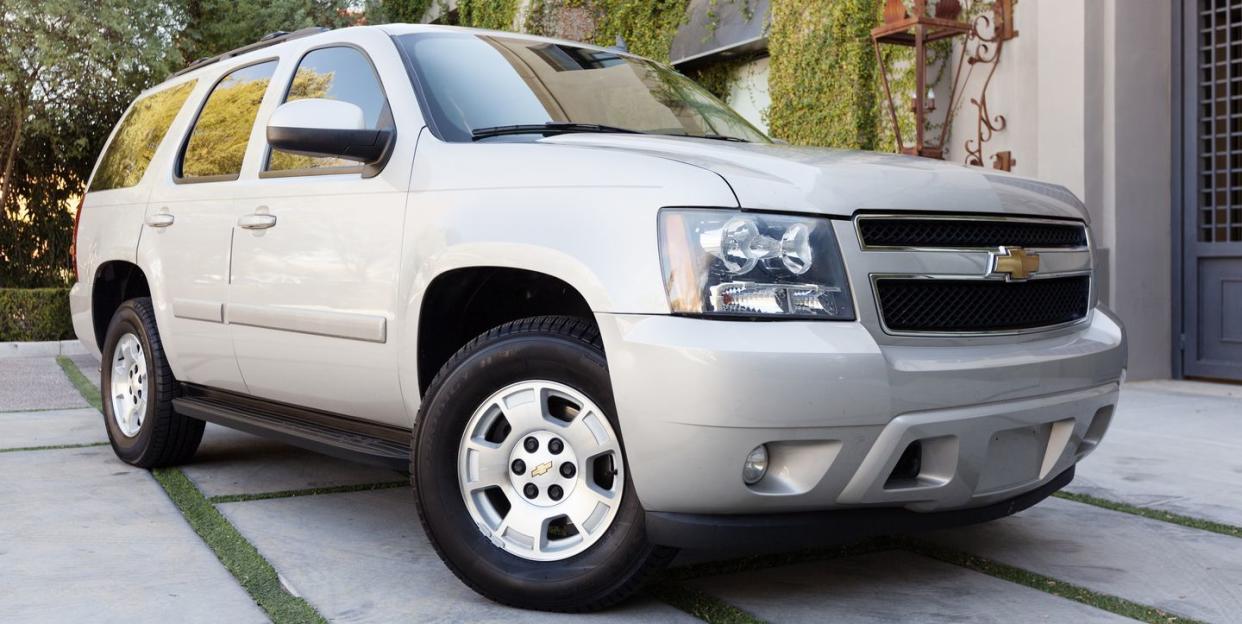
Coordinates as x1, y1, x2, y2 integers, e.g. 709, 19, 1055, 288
0, 288, 75, 342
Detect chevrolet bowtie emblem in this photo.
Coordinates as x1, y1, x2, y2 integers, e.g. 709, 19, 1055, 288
989, 246, 1040, 281
530, 461, 553, 478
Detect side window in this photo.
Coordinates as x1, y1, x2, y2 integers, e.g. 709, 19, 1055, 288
180, 61, 279, 180
266, 47, 391, 173
90, 81, 197, 192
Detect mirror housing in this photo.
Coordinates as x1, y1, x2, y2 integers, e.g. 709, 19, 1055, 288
266, 99, 393, 167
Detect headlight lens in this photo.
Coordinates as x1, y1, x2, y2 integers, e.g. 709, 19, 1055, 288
659, 208, 854, 319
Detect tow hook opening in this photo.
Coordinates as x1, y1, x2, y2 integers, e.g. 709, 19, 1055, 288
885, 441, 923, 489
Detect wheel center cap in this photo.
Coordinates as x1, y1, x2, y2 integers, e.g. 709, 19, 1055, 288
507, 429, 578, 508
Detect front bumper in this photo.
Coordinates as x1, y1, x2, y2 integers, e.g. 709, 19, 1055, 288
597, 307, 1124, 516
646, 466, 1075, 550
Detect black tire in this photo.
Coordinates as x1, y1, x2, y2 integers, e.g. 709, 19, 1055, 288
100, 297, 204, 468
412, 315, 675, 612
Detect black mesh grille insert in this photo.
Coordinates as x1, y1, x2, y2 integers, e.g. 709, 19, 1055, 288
859, 218, 1087, 249
875, 276, 1091, 333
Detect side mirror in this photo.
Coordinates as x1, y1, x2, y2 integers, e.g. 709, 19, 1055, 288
266, 99, 392, 164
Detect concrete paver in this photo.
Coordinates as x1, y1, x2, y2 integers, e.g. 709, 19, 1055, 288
0, 407, 106, 449
0, 446, 266, 623
0, 357, 87, 412
686, 551, 1129, 624
183, 424, 405, 498
1070, 385, 1242, 527
218, 488, 698, 623
925, 496, 1242, 624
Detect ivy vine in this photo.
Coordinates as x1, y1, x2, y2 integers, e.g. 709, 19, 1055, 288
767, 0, 879, 149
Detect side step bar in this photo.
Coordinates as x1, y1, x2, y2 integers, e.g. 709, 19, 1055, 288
173, 386, 411, 471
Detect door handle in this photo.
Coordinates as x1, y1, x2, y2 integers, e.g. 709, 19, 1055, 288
238, 213, 277, 230
144, 212, 175, 228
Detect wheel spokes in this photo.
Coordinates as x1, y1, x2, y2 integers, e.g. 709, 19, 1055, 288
461, 441, 511, 491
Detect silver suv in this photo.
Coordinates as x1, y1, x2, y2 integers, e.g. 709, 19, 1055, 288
71, 24, 1126, 611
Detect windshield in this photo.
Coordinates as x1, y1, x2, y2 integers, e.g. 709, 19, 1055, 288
395, 32, 770, 143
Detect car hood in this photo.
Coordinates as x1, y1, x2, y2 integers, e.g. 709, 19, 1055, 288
542, 134, 1088, 222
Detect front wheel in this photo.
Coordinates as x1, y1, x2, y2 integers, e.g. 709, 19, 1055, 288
412, 316, 674, 612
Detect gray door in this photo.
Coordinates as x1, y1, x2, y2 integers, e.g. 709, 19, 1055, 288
1184, 0, 1242, 381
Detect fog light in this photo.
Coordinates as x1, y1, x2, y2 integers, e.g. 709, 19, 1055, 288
742, 444, 769, 485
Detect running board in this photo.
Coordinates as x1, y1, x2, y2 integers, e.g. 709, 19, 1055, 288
173, 386, 411, 471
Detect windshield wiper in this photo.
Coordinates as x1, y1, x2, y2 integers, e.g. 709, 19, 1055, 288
471, 122, 644, 141
697, 134, 749, 143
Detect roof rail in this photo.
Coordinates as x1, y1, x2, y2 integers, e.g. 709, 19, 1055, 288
170, 26, 330, 78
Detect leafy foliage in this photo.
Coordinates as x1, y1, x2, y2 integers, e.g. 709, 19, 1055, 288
373, 0, 435, 24
589, 0, 688, 62
0, 288, 73, 340
767, 0, 878, 149
0, 0, 184, 287
519, 0, 688, 62
454, 0, 521, 30
176, 0, 360, 63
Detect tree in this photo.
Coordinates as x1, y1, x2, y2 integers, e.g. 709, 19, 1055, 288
177, 0, 362, 62
0, 0, 184, 286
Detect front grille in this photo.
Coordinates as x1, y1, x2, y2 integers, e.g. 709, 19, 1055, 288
858, 218, 1087, 249
875, 276, 1091, 333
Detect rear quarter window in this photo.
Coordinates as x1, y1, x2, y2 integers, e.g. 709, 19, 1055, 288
89, 81, 197, 192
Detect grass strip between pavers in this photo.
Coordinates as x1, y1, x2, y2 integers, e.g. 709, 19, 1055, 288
154, 467, 327, 624
209, 480, 409, 504
903, 538, 1206, 624
649, 583, 767, 624
56, 355, 103, 412
0, 441, 109, 453
1055, 491, 1242, 539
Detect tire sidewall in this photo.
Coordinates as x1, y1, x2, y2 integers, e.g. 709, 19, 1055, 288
101, 301, 158, 462
414, 332, 655, 608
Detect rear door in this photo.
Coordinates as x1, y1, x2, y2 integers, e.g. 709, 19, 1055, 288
225, 34, 415, 426
139, 60, 282, 393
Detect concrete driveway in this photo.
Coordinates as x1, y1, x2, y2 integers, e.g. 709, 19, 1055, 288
2, 351, 1239, 623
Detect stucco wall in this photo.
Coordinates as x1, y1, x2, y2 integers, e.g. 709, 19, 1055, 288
723, 56, 772, 134
946, 0, 1173, 380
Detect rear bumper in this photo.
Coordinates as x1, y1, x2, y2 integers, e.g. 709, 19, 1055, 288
597, 307, 1124, 515
646, 466, 1074, 550
68, 281, 100, 360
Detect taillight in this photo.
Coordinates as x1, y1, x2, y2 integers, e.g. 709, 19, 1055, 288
71, 196, 84, 281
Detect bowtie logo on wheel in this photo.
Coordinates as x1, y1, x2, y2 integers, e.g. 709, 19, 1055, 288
530, 461, 553, 478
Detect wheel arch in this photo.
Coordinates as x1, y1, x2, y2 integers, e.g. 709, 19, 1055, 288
90, 260, 151, 351
412, 266, 597, 396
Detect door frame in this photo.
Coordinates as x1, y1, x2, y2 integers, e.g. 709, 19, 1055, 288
1176, 0, 1242, 381
1173, 0, 1185, 379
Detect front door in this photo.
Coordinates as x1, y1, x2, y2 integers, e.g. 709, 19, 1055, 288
1184, 0, 1242, 381
226, 42, 412, 425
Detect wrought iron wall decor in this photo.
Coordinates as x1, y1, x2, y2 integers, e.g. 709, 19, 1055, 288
872, 0, 1018, 171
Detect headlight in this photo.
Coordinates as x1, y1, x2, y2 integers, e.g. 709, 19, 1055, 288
658, 208, 854, 319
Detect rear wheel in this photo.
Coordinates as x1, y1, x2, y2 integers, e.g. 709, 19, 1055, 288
101, 297, 203, 467
412, 316, 674, 611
